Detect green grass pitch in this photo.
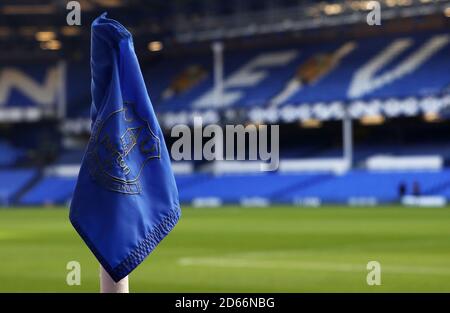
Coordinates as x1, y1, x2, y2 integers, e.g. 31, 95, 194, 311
0, 206, 449, 292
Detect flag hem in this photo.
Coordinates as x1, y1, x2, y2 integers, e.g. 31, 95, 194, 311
70, 206, 181, 282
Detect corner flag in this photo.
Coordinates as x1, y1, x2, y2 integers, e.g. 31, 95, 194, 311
70, 13, 181, 282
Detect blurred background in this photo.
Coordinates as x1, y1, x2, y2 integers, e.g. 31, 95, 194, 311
1, 0, 450, 206
0, 0, 450, 292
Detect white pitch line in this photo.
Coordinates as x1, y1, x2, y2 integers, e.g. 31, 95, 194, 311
178, 257, 450, 275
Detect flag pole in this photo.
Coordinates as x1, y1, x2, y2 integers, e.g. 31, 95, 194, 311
100, 265, 129, 293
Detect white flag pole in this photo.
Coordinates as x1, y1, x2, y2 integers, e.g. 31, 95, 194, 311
100, 265, 129, 293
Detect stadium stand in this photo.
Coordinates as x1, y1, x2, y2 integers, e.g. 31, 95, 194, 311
177, 172, 325, 204
2, 24, 450, 208
300, 143, 450, 164
277, 170, 450, 204
0, 169, 37, 205
175, 170, 450, 205
20, 176, 76, 206
55, 149, 85, 165
11, 32, 444, 121
0, 141, 24, 166
155, 33, 450, 112
17, 148, 83, 205
14, 169, 450, 206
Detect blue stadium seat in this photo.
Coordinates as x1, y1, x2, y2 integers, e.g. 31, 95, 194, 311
5, 32, 450, 120
0, 169, 36, 204
0, 141, 24, 166
20, 176, 77, 205
173, 170, 450, 205
279, 170, 450, 203
55, 150, 85, 165
177, 173, 325, 203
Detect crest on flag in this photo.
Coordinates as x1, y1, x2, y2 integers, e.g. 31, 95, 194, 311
86, 101, 160, 194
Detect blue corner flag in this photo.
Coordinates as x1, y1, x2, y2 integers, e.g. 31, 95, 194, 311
70, 13, 181, 282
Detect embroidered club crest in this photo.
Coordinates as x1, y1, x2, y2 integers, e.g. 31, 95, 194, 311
86, 102, 160, 194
